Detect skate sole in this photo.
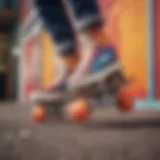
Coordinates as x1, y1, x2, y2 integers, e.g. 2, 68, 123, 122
30, 92, 68, 104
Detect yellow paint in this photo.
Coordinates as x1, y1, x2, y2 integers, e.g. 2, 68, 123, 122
118, 0, 148, 93
99, 0, 148, 96
41, 31, 56, 86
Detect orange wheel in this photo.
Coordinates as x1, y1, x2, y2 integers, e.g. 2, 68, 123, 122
32, 105, 46, 123
116, 87, 134, 112
68, 98, 90, 122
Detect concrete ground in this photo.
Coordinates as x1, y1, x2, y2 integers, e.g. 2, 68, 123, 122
0, 103, 160, 160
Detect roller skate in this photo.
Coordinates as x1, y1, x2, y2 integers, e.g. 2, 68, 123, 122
30, 55, 80, 123
31, 74, 69, 123
66, 28, 134, 122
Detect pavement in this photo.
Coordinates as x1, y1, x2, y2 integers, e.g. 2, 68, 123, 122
0, 103, 160, 160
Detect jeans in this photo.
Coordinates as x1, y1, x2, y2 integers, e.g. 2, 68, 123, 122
35, 0, 103, 56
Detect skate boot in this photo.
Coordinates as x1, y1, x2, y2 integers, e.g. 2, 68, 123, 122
31, 54, 80, 123
88, 27, 134, 112
66, 28, 133, 122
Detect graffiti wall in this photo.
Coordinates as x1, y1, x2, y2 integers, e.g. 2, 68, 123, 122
22, 29, 41, 100
99, 0, 148, 99
18, 20, 42, 101
19, 0, 34, 24
18, 0, 42, 101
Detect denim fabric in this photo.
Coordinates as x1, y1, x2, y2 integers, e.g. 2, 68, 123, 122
69, 0, 103, 30
35, 0, 103, 55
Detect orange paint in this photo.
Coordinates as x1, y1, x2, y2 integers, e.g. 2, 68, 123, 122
99, 0, 148, 98
119, 0, 147, 97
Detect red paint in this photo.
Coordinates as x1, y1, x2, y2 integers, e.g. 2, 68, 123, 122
25, 76, 37, 100
133, 89, 148, 99
155, 0, 160, 98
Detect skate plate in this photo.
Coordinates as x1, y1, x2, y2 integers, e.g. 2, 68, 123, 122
31, 91, 68, 104
31, 92, 69, 123
31, 95, 91, 123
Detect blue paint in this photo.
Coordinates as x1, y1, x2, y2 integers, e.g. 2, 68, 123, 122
136, 100, 160, 109
91, 47, 116, 73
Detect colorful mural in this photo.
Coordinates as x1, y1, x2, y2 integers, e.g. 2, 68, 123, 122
18, 0, 42, 101
23, 34, 40, 99
99, 0, 148, 99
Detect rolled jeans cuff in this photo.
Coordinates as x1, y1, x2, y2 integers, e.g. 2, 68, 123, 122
75, 15, 104, 30
55, 40, 77, 56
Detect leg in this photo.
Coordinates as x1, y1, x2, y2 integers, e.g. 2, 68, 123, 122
68, 0, 104, 31
34, 0, 79, 71
68, 0, 108, 47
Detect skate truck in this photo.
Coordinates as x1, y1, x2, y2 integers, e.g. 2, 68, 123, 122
31, 46, 134, 123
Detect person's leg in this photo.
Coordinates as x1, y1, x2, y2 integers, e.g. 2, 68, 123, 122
68, 0, 108, 47
34, 0, 79, 71
68, 0, 103, 30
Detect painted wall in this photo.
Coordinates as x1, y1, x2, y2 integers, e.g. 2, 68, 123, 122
18, 21, 42, 101
22, 31, 41, 99
41, 31, 56, 87
41, 0, 148, 99
155, 0, 160, 98
120, 0, 148, 99
99, 0, 148, 99
18, 0, 42, 101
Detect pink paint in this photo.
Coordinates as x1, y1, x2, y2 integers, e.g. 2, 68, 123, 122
23, 36, 39, 100
24, 76, 37, 100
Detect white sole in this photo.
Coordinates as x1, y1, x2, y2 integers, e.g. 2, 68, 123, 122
30, 92, 67, 103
